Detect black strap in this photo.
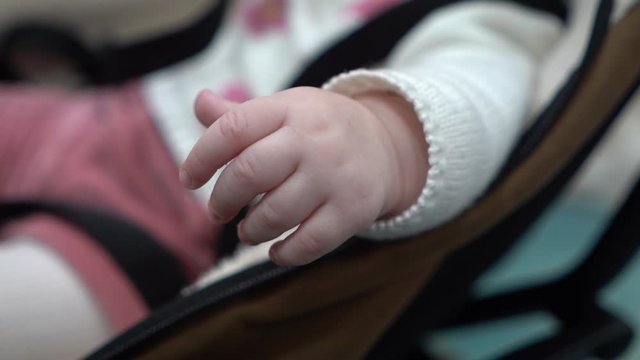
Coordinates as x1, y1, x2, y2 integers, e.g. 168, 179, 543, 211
0, 1, 229, 84
95, 0, 229, 84
0, 201, 188, 309
289, 0, 566, 88
499, 0, 613, 176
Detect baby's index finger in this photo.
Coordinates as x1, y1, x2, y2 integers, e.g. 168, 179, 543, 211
194, 90, 236, 127
181, 97, 287, 189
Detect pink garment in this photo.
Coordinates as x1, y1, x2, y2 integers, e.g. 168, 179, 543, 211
242, 0, 289, 35
0, 83, 221, 331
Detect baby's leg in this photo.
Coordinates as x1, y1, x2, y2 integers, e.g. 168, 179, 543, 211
0, 236, 111, 360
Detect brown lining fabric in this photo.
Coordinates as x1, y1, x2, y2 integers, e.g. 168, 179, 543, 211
134, 5, 640, 359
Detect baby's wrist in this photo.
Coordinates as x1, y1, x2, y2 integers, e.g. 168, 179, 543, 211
353, 92, 428, 219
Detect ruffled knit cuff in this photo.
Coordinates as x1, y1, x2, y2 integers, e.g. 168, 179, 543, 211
323, 68, 492, 240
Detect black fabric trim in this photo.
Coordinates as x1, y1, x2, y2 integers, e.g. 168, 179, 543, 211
0, 24, 102, 82
0, 201, 188, 309
0, 1, 229, 84
289, 0, 566, 88
0, 0, 561, 85
86, 262, 291, 360
95, 0, 229, 84
498, 0, 612, 177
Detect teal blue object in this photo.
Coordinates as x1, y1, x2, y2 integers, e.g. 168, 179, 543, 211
429, 199, 640, 360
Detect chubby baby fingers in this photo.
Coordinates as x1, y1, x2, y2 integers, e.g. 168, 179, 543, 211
194, 90, 237, 127
238, 173, 325, 245
268, 204, 363, 266
210, 129, 301, 222
181, 97, 286, 189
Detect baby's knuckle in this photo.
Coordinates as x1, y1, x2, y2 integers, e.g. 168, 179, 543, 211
218, 109, 249, 140
189, 148, 210, 174
340, 187, 381, 221
232, 155, 260, 187
314, 145, 346, 170
295, 232, 325, 259
256, 202, 286, 231
305, 117, 331, 134
351, 177, 377, 200
336, 201, 365, 226
280, 125, 302, 145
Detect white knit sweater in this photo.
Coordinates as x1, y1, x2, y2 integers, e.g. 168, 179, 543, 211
143, 0, 562, 241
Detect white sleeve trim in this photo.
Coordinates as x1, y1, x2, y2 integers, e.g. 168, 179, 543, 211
323, 66, 526, 240
324, 70, 442, 239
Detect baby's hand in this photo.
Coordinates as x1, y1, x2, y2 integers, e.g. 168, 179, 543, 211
181, 87, 427, 266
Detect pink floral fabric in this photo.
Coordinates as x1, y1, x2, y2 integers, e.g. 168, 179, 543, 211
242, 0, 289, 35
220, 82, 253, 102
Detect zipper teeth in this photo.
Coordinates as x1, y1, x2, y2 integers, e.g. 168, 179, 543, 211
94, 265, 290, 359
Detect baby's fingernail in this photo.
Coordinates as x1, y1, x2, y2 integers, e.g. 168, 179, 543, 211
179, 168, 194, 188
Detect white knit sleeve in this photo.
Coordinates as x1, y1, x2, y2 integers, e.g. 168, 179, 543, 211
323, 2, 562, 240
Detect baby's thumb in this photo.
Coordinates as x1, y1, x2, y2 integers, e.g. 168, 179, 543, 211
194, 90, 237, 127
